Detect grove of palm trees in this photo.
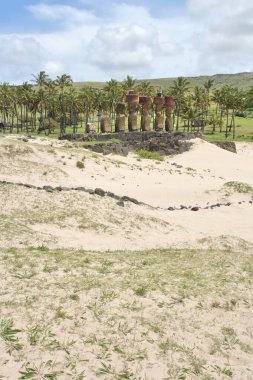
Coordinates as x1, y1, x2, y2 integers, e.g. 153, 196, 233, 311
1, 72, 253, 141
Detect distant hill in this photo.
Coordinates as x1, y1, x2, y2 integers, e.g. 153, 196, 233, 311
74, 72, 253, 91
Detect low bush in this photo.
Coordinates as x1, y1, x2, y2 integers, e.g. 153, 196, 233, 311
135, 149, 164, 161
76, 161, 85, 169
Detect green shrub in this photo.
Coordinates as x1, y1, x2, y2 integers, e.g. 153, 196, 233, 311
76, 161, 85, 169
135, 149, 164, 161
224, 181, 253, 194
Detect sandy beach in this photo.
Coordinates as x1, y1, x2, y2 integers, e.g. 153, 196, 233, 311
0, 135, 253, 379
0, 136, 252, 252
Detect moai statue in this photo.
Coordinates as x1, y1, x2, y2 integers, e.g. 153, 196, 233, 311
165, 96, 176, 132
100, 112, 111, 133
139, 96, 153, 131
115, 103, 126, 133
125, 91, 139, 132
154, 93, 165, 130
86, 123, 97, 133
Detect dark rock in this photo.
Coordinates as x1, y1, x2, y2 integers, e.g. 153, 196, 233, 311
43, 185, 54, 193
74, 186, 86, 191
121, 147, 129, 156
61, 131, 201, 157
24, 184, 37, 189
94, 188, 105, 197
191, 207, 199, 211
107, 191, 115, 198
116, 200, 125, 207
92, 145, 104, 154
210, 141, 237, 153
86, 189, 95, 195
22, 138, 29, 142
168, 207, 175, 211
121, 196, 139, 205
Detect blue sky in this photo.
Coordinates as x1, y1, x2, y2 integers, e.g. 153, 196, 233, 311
0, 0, 252, 83
0, 0, 186, 32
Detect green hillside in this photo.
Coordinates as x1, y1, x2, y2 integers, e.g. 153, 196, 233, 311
74, 72, 253, 91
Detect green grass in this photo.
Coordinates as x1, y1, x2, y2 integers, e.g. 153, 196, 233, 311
203, 116, 253, 142
135, 149, 164, 161
223, 181, 253, 194
74, 72, 253, 90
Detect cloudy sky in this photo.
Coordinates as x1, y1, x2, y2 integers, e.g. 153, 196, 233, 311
1, 0, 253, 83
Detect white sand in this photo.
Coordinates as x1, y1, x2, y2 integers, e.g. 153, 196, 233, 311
0, 135, 253, 379
0, 136, 252, 252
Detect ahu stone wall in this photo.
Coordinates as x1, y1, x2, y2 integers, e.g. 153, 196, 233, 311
60, 131, 203, 156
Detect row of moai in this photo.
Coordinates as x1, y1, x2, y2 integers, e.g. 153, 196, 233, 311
99, 91, 176, 133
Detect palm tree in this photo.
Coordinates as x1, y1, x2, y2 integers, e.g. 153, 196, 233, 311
246, 85, 253, 108
104, 79, 122, 122
170, 77, 190, 130
182, 106, 199, 132
192, 86, 208, 130
122, 75, 137, 95
136, 80, 156, 97
203, 79, 214, 96
20, 82, 33, 131
0, 83, 11, 127
80, 86, 97, 131
229, 87, 245, 139
31, 71, 50, 128
211, 89, 225, 132
55, 74, 73, 134
203, 79, 214, 121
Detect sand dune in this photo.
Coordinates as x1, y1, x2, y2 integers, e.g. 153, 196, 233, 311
1, 135, 253, 379
0, 136, 252, 252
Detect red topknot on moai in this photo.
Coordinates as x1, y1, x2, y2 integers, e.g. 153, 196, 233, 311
125, 91, 139, 132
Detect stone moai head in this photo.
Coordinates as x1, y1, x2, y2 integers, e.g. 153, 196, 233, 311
165, 96, 176, 132
116, 102, 126, 115
165, 96, 176, 111
125, 91, 139, 132
115, 102, 126, 133
100, 114, 111, 133
139, 96, 153, 131
154, 93, 165, 130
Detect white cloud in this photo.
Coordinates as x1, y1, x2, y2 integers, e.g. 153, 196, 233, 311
88, 23, 158, 75
0, 35, 43, 65
0, 1, 253, 83
27, 3, 97, 25
188, 0, 253, 74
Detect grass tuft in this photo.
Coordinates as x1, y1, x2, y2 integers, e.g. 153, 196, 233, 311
135, 149, 164, 161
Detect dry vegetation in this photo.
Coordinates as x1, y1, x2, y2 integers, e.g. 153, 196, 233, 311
1, 247, 253, 379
